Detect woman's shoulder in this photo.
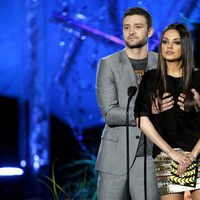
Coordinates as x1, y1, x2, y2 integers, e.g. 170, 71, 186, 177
192, 68, 200, 91
193, 67, 200, 74
140, 69, 156, 86
143, 69, 157, 80
192, 68, 200, 79
146, 68, 156, 74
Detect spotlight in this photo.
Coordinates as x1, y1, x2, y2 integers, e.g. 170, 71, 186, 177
0, 167, 24, 176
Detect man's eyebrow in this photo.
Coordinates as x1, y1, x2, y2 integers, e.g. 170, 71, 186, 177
123, 23, 144, 26
134, 23, 144, 25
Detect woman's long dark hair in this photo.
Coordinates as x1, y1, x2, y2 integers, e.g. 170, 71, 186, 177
153, 23, 194, 111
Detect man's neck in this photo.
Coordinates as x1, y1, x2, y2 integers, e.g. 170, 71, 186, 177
125, 45, 148, 60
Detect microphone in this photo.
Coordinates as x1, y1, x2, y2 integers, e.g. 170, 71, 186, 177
127, 86, 137, 98
127, 86, 137, 106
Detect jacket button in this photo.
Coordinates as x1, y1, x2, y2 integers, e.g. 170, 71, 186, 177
136, 135, 140, 139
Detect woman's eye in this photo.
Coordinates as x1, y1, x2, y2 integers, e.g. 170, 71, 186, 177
174, 41, 181, 45
162, 40, 168, 44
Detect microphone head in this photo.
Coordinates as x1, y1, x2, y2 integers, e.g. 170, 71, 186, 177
127, 86, 137, 97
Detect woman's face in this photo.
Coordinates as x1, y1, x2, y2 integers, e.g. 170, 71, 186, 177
161, 29, 182, 62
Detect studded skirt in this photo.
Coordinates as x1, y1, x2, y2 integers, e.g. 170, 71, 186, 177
154, 148, 200, 196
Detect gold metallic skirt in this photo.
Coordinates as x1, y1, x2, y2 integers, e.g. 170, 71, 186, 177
155, 149, 200, 196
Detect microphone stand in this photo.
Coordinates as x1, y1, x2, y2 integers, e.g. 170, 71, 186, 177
144, 135, 147, 200
126, 86, 137, 200
138, 105, 147, 200
126, 96, 132, 200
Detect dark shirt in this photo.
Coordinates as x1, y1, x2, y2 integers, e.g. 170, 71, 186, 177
129, 57, 148, 85
134, 69, 200, 158
129, 57, 151, 156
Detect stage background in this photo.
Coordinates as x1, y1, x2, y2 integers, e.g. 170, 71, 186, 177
0, 0, 199, 199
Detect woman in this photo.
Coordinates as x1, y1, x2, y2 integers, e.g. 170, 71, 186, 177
134, 23, 200, 199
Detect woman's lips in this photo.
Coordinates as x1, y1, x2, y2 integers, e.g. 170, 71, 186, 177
166, 51, 174, 55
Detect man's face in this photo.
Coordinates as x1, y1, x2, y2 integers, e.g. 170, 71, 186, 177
123, 15, 152, 49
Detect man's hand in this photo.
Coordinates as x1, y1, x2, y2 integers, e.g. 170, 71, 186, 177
192, 88, 200, 111
178, 89, 200, 112
177, 93, 185, 111
152, 93, 174, 114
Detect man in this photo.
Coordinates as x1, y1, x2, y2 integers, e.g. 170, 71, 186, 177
95, 7, 162, 200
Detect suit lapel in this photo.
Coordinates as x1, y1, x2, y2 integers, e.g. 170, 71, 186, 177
119, 50, 138, 88
118, 50, 157, 89
147, 52, 157, 71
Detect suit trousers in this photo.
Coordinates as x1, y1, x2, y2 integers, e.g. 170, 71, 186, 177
97, 156, 160, 200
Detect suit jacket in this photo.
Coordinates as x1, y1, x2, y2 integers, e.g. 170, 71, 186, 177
95, 49, 158, 175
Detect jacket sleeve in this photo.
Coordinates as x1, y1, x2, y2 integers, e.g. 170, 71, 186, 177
96, 58, 136, 126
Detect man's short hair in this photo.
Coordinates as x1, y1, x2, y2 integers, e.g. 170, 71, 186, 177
123, 7, 153, 29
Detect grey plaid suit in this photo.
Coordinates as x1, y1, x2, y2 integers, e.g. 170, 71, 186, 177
95, 49, 160, 200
